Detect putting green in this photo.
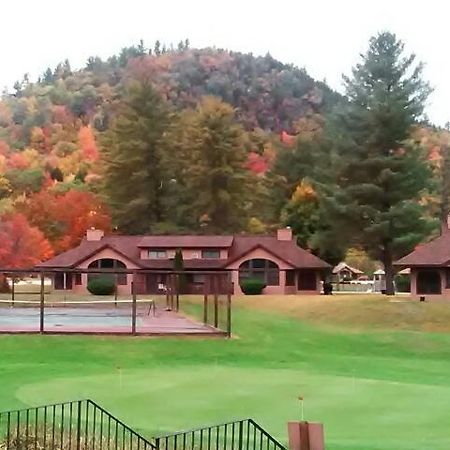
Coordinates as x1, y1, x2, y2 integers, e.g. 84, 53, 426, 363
4, 295, 450, 450
15, 366, 450, 450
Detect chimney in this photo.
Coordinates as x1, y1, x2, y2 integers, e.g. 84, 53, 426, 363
86, 228, 104, 241
277, 227, 293, 241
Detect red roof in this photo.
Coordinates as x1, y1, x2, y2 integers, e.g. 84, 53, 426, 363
137, 235, 233, 248
395, 233, 450, 267
38, 233, 329, 270
228, 236, 329, 269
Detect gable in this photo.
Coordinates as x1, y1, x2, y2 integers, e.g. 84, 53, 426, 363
226, 245, 295, 270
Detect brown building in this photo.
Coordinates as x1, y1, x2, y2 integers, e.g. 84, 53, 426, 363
395, 232, 450, 300
37, 228, 330, 295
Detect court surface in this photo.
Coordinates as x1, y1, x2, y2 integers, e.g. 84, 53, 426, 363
0, 303, 221, 335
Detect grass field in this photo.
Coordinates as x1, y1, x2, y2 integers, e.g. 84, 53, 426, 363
1, 294, 450, 450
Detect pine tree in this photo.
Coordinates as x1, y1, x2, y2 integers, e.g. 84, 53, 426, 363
173, 248, 187, 293
154, 40, 161, 56
439, 141, 450, 232
175, 97, 252, 233
324, 32, 435, 294
102, 80, 171, 233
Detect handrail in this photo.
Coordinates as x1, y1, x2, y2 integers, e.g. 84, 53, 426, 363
153, 417, 286, 450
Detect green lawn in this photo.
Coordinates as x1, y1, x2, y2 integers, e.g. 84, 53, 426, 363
2, 294, 450, 450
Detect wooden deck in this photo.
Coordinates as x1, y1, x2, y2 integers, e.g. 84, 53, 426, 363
0, 307, 226, 337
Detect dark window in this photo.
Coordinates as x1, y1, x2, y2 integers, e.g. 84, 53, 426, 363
286, 270, 296, 286
417, 270, 441, 295
446, 269, 450, 288
75, 273, 82, 285
192, 274, 205, 284
88, 259, 127, 285
298, 270, 317, 291
239, 259, 280, 286
202, 250, 221, 259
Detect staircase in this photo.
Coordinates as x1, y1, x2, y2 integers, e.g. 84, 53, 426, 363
0, 400, 286, 450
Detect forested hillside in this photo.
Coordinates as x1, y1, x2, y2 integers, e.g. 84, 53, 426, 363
0, 37, 448, 271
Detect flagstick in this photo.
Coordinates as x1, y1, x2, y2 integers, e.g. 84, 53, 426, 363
117, 366, 122, 390
298, 396, 304, 421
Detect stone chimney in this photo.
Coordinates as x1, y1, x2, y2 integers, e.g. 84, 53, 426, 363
277, 227, 293, 241
86, 228, 104, 241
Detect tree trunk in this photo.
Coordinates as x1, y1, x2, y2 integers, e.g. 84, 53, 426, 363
382, 246, 395, 295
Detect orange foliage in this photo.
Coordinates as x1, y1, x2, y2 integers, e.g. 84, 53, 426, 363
0, 213, 53, 268
19, 189, 111, 253
7, 152, 30, 170
78, 126, 99, 161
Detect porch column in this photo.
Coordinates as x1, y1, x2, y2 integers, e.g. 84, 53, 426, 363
441, 268, 446, 295
316, 271, 321, 294
279, 269, 286, 293
410, 269, 417, 298
230, 270, 240, 295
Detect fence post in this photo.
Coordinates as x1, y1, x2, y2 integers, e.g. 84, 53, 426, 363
11, 276, 14, 306
203, 293, 208, 325
131, 273, 137, 335
40, 272, 45, 334
238, 420, 243, 450
214, 275, 219, 328
226, 291, 232, 338
76, 401, 82, 450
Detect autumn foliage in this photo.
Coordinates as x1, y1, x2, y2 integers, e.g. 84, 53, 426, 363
0, 213, 53, 268
18, 190, 111, 253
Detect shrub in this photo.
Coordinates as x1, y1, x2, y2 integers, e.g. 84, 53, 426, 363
395, 274, 410, 293
87, 277, 115, 295
240, 278, 266, 295
0, 275, 10, 293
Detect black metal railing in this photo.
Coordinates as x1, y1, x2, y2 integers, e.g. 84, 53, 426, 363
0, 399, 155, 450
153, 419, 286, 450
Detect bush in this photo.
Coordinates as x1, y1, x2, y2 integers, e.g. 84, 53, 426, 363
395, 274, 410, 293
87, 277, 116, 295
0, 275, 10, 293
240, 278, 266, 295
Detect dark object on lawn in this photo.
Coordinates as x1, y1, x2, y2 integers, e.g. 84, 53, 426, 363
420, 296, 426, 302
240, 278, 266, 295
87, 276, 116, 295
323, 281, 333, 295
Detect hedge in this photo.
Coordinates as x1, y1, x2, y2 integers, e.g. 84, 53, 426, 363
240, 278, 266, 295
87, 277, 116, 295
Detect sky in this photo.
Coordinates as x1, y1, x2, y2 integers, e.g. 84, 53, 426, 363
2, 0, 449, 125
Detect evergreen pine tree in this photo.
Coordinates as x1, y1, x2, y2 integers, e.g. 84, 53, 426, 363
176, 97, 252, 233
173, 248, 187, 293
102, 80, 171, 233
324, 32, 435, 294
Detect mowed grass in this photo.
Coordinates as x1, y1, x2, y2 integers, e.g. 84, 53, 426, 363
2, 294, 450, 449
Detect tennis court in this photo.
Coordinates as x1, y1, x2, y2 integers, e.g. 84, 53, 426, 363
0, 299, 223, 336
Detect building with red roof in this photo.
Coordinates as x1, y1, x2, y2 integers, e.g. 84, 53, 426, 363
37, 228, 329, 295
395, 227, 450, 300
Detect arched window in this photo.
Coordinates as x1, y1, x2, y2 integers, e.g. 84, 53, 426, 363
239, 259, 279, 286
417, 270, 441, 295
88, 259, 127, 285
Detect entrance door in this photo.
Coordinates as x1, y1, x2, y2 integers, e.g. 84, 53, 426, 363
297, 270, 317, 291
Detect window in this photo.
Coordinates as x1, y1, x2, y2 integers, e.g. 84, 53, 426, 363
192, 274, 206, 284
88, 259, 127, 285
417, 270, 441, 295
75, 273, 82, 285
239, 259, 280, 286
286, 270, 296, 286
202, 250, 220, 259
148, 250, 167, 259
